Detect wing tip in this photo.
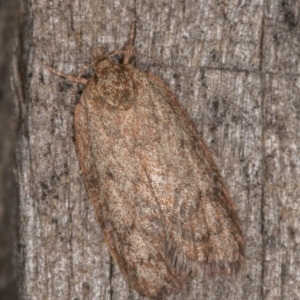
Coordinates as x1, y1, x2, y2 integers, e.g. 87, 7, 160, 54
167, 233, 245, 278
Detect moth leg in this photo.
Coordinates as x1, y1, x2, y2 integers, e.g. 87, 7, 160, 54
92, 47, 104, 60
44, 63, 88, 85
123, 18, 136, 64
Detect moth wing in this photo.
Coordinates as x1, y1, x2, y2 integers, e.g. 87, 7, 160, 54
74, 83, 188, 299
138, 72, 245, 276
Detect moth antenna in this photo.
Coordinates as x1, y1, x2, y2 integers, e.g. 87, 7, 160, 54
123, 18, 136, 64
43, 63, 87, 85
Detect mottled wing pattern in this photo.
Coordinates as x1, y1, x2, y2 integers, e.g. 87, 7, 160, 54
74, 58, 244, 299
135, 72, 244, 276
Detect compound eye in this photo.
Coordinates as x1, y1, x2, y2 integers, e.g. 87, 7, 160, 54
86, 65, 95, 77
109, 54, 122, 65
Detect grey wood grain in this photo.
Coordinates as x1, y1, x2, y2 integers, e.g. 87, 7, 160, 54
0, 0, 24, 299
16, 0, 300, 299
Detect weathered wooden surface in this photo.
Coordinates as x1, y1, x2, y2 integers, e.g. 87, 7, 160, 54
0, 0, 24, 299
16, 0, 300, 299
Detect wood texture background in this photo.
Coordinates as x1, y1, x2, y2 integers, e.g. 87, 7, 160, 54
11, 0, 300, 299
0, 0, 23, 299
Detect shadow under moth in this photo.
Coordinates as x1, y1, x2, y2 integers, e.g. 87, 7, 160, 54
46, 19, 244, 299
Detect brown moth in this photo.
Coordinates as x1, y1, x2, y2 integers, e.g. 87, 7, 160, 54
46, 20, 244, 299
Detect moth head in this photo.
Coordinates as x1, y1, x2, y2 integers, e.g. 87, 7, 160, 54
87, 57, 136, 110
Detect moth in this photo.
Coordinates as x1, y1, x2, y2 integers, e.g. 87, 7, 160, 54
46, 20, 244, 299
